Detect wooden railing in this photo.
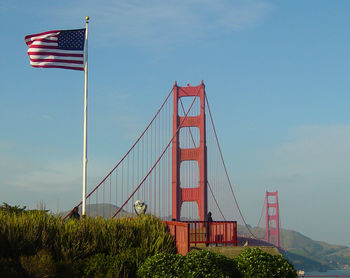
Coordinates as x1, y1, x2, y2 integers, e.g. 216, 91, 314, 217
185, 220, 237, 247
163, 220, 237, 255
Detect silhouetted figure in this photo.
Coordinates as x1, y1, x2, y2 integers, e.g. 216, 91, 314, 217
69, 206, 80, 220
206, 211, 213, 246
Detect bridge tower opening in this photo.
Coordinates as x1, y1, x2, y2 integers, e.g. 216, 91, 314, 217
265, 190, 280, 247
172, 81, 207, 221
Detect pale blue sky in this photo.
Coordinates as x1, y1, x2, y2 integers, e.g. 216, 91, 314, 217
1, 0, 350, 246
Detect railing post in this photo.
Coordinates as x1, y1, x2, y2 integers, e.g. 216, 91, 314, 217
195, 222, 197, 247
187, 222, 190, 253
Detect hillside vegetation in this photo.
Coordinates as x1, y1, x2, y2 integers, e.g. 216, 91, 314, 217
238, 225, 350, 271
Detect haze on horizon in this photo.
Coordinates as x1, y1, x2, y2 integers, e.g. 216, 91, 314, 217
1, 0, 350, 247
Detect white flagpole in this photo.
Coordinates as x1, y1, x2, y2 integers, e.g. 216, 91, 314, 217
82, 16, 89, 217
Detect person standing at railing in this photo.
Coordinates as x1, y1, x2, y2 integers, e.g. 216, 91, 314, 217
206, 211, 213, 247
68, 206, 80, 220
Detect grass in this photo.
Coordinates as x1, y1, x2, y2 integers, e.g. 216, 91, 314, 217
0, 211, 177, 277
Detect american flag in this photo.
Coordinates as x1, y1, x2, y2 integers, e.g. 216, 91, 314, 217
25, 29, 86, 71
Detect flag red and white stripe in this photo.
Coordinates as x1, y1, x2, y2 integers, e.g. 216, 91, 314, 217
25, 29, 86, 71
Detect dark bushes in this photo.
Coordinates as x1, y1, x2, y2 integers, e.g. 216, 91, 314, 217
82, 253, 136, 278
137, 249, 241, 278
235, 248, 297, 278
137, 248, 297, 278
137, 253, 187, 277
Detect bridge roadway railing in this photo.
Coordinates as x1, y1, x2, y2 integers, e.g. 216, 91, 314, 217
163, 220, 237, 255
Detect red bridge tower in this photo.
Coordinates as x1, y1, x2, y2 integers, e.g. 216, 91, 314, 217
172, 82, 207, 221
265, 190, 280, 247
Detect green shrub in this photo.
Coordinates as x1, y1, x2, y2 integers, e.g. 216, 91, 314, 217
0, 258, 25, 278
137, 250, 240, 278
82, 252, 138, 278
54, 214, 176, 262
137, 253, 187, 278
20, 249, 56, 278
0, 210, 59, 259
185, 249, 240, 278
0, 202, 27, 214
19, 249, 80, 278
235, 248, 297, 278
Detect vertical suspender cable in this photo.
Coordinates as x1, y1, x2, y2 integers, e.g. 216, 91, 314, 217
112, 85, 202, 218
205, 95, 258, 239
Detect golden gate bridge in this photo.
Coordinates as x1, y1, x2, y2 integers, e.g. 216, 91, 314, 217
67, 81, 281, 248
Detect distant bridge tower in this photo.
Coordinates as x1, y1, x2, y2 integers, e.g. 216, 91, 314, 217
265, 191, 280, 247
172, 81, 207, 221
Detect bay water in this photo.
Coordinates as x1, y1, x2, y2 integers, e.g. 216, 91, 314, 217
304, 270, 350, 277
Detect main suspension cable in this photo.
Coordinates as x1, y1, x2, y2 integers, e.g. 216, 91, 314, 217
63, 87, 174, 220
112, 84, 203, 218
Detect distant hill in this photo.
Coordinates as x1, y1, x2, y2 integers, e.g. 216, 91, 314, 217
281, 229, 350, 271
58, 203, 131, 219
238, 225, 350, 272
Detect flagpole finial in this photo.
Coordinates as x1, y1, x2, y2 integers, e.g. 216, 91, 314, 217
85, 16, 90, 21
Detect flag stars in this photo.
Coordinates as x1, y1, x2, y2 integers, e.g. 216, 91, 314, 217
58, 29, 85, 50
